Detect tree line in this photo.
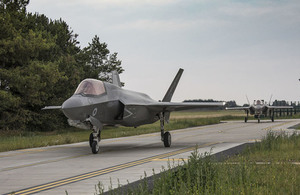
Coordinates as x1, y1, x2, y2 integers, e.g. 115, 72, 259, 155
0, 0, 123, 131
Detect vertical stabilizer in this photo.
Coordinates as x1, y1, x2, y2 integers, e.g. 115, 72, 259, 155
162, 68, 184, 102
268, 94, 273, 105
246, 95, 250, 105
112, 70, 122, 87
162, 68, 183, 123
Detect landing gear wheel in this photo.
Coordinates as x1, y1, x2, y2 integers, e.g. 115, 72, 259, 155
163, 132, 171, 147
89, 133, 93, 147
91, 141, 99, 154
244, 117, 248, 123
89, 132, 100, 148
90, 125, 102, 154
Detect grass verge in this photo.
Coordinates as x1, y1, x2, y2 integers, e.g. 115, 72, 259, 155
99, 131, 300, 194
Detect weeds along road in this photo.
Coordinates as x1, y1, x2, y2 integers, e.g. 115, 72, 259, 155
1, 119, 300, 195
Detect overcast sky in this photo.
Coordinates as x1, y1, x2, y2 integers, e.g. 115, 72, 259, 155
27, 0, 300, 105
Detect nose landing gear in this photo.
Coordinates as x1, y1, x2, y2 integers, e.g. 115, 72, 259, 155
90, 126, 101, 154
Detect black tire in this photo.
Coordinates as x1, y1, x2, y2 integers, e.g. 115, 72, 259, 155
89, 133, 93, 147
244, 117, 248, 123
258, 118, 260, 123
163, 132, 171, 147
271, 116, 274, 122
91, 141, 99, 154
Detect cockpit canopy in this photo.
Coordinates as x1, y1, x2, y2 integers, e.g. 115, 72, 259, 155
74, 79, 106, 96
254, 100, 264, 105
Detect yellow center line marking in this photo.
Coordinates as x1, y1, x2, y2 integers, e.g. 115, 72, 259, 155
10, 142, 219, 195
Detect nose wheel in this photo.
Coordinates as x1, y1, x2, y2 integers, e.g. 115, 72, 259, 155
90, 126, 101, 154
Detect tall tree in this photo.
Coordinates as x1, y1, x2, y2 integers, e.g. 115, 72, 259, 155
0, 0, 80, 131
78, 35, 123, 81
0, 0, 123, 131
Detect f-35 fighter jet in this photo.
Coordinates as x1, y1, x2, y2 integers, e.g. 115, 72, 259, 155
43, 69, 224, 154
226, 99, 293, 123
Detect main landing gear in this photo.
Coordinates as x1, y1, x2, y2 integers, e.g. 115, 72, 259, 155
244, 110, 249, 123
89, 126, 101, 154
271, 110, 275, 122
160, 113, 171, 147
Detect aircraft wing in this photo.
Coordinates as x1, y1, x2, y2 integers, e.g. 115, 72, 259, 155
42, 106, 62, 110
126, 102, 225, 112
225, 107, 250, 111
266, 105, 293, 110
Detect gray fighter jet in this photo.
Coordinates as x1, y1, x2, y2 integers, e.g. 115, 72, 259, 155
43, 68, 224, 154
226, 99, 293, 123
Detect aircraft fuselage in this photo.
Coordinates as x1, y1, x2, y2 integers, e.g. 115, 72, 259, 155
62, 82, 159, 128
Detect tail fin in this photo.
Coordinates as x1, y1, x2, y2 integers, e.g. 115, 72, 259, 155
111, 70, 122, 87
162, 68, 184, 102
246, 95, 250, 105
268, 94, 273, 105
162, 68, 183, 123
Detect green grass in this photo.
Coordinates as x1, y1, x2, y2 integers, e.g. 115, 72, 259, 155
234, 131, 300, 162
0, 128, 90, 152
100, 131, 300, 195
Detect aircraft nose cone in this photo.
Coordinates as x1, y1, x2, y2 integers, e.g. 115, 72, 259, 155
62, 96, 85, 120
62, 97, 83, 109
